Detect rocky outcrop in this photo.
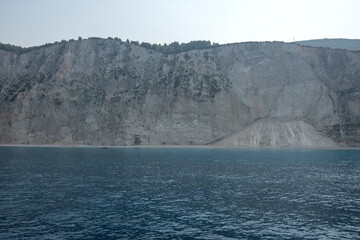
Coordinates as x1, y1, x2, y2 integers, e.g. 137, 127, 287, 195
0, 39, 359, 147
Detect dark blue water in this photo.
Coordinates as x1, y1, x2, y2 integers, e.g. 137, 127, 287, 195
0, 147, 359, 239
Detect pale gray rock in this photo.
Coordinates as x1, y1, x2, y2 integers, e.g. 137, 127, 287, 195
0, 39, 359, 147
215, 118, 337, 148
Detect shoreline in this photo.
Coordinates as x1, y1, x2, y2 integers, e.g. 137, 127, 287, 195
0, 144, 359, 150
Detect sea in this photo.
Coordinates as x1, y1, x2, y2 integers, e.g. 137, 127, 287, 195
0, 146, 359, 239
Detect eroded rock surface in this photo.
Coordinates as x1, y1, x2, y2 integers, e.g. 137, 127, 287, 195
215, 118, 337, 148
0, 39, 359, 147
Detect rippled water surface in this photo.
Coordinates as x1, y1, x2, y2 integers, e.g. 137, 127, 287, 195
0, 147, 360, 239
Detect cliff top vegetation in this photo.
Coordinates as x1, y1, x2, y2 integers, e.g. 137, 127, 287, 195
0, 37, 220, 55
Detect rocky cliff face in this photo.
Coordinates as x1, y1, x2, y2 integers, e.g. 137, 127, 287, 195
0, 39, 359, 147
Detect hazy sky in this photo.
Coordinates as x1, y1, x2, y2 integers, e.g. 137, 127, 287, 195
1, 0, 359, 47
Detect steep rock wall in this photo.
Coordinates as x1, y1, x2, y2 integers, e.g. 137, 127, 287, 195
0, 39, 359, 147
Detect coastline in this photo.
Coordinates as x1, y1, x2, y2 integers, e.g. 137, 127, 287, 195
0, 144, 359, 150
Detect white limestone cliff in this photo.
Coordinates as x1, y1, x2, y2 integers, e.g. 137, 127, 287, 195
0, 39, 359, 147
